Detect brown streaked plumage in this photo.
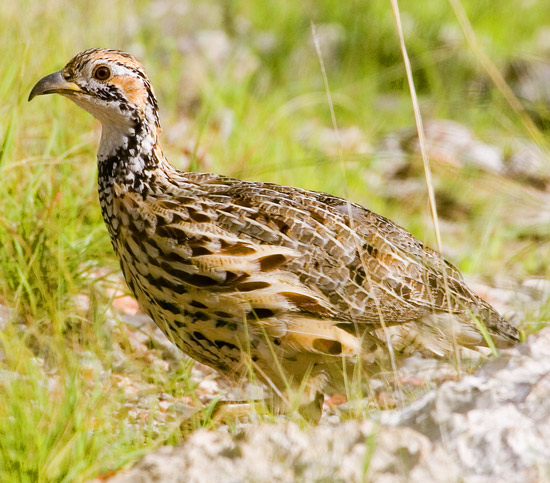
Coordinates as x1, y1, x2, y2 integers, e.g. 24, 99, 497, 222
29, 49, 519, 420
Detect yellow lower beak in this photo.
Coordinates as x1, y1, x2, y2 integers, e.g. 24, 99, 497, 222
28, 71, 81, 101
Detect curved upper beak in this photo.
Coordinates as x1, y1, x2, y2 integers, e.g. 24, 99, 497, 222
28, 71, 81, 102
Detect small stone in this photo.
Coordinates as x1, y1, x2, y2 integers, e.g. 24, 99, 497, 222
112, 295, 140, 316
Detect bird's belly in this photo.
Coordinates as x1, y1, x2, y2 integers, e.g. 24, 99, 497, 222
110, 232, 362, 390
115, 252, 248, 373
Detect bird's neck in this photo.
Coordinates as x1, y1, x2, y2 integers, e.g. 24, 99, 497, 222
97, 116, 170, 193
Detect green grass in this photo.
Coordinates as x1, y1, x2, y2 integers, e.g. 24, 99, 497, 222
1, 0, 549, 480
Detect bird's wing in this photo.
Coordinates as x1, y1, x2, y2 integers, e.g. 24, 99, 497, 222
206, 178, 519, 347
190, 176, 461, 321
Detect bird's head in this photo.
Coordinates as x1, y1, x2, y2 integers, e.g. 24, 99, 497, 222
29, 48, 161, 160
29, 48, 160, 132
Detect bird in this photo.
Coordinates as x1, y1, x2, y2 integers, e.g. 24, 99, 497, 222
29, 49, 519, 420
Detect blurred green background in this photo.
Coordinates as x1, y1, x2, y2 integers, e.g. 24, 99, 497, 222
1, 0, 549, 481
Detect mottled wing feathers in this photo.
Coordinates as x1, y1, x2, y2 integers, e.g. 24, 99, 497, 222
218, 175, 515, 345
187, 176, 458, 314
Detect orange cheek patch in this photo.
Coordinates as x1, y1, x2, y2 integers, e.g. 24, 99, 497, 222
111, 76, 148, 114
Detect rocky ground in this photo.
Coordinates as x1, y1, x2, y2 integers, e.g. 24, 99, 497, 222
95, 328, 550, 483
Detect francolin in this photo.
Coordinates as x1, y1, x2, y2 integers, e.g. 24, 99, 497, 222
29, 49, 519, 420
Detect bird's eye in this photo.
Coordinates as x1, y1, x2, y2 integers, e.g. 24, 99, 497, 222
93, 65, 111, 81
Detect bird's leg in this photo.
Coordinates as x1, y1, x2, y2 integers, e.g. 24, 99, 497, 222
211, 400, 258, 422
208, 380, 326, 424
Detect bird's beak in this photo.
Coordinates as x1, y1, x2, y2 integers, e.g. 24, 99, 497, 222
28, 71, 81, 102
